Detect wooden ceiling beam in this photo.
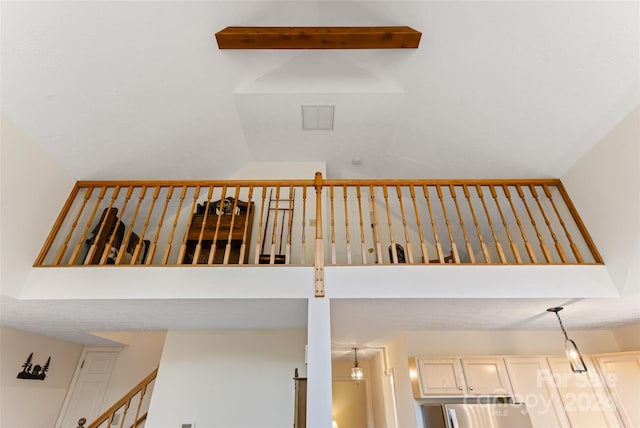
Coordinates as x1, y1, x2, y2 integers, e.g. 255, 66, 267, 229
215, 26, 421, 49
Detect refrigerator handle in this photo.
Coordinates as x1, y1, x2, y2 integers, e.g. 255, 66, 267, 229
447, 408, 460, 428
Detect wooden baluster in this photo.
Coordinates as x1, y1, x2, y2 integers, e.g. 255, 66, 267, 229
164, 186, 187, 265
330, 185, 337, 264
223, 186, 241, 265
193, 186, 214, 264
489, 185, 521, 263
100, 186, 133, 265
147, 186, 174, 264
423, 185, 444, 263
543, 184, 583, 263
382, 185, 398, 264
409, 185, 428, 263
556, 182, 603, 263
463, 185, 490, 263
530, 185, 566, 263
301, 186, 307, 264
208, 185, 228, 264
396, 186, 413, 263
85, 186, 120, 265
117, 401, 129, 428
343, 185, 352, 264
239, 185, 254, 265
130, 186, 160, 264
314, 172, 324, 297
178, 185, 200, 264
286, 186, 294, 264
132, 384, 148, 428
87, 368, 157, 428
69, 186, 107, 265
503, 185, 537, 263
267, 186, 280, 264
356, 186, 368, 264
254, 186, 268, 264
116, 186, 146, 265
369, 185, 383, 264
475, 185, 505, 263
448, 185, 473, 263
516, 185, 552, 263
56, 187, 94, 265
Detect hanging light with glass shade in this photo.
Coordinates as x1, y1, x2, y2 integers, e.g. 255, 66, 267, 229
547, 307, 588, 373
351, 348, 363, 381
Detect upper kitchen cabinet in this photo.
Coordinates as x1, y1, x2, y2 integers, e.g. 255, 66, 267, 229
460, 357, 512, 396
409, 356, 511, 398
547, 356, 622, 428
593, 351, 640, 428
409, 357, 467, 397
504, 356, 571, 428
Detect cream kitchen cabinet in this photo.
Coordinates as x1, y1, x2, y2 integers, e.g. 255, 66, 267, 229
460, 357, 513, 396
547, 356, 622, 428
409, 357, 467, 397
504, 356, 570, 428
409, 356, 511, 398
593, 351, 640, 428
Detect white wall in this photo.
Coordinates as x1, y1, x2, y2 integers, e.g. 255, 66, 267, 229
331, 358, 373, 428
404, 329, 621, 357
612, 322, 640, 351
1, 114, 75, 296
0, 327, 82, 428
385, 333, 417, 428
229, 161, 326, 180
562, 106, 640, 294
147, 329, 306, 428
367, 351, 389, 428
96, 331, 167, 409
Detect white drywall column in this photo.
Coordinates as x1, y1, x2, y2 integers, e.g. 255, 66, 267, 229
306, 297, 332, 427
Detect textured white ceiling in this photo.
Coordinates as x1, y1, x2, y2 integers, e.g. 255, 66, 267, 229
1, 1, 639, 347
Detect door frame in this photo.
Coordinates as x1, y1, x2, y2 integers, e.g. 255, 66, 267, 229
55, 347, 121, 428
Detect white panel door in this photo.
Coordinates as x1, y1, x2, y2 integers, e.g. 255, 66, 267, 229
594, 352, 640, 428
60, 350, 118, 428
504, 356, 570, 428
547, 356, 622, 428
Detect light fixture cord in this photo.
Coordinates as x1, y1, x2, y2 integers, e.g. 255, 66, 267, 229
554, 311, 570, 340
354, 348, 359, 365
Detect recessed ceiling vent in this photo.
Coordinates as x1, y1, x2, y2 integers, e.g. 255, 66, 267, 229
302, 105, 335, 131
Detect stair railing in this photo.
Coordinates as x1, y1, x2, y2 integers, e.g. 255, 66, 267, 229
78, 367, 158, 428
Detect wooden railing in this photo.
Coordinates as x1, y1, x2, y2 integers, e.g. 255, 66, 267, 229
35, 174, 602, 268
78, 368, 158, 428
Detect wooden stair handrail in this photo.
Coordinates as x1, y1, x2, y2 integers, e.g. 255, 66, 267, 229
85, 367, 158, 428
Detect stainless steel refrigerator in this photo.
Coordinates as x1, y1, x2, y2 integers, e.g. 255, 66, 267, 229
421, 403, 533, 428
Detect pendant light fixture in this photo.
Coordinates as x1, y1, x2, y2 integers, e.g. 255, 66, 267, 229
351, 348, 363, 381
547, 307, 587, 373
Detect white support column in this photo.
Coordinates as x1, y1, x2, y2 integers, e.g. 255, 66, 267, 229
306, 297, 333, 428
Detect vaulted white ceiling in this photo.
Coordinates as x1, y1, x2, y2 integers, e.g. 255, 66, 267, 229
2, 1, 638, 180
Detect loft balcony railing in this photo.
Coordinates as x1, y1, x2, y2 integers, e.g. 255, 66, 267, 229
35, 173, 602, 271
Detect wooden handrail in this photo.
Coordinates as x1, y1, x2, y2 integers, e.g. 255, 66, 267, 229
85, 367, 158, 428
34, 174, 603, 268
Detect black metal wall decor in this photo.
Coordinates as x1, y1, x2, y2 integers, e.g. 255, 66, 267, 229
17, 352, 50, 380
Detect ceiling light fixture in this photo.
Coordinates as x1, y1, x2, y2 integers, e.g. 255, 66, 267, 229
547, 307, 587, 373
351, 347, 363, 382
